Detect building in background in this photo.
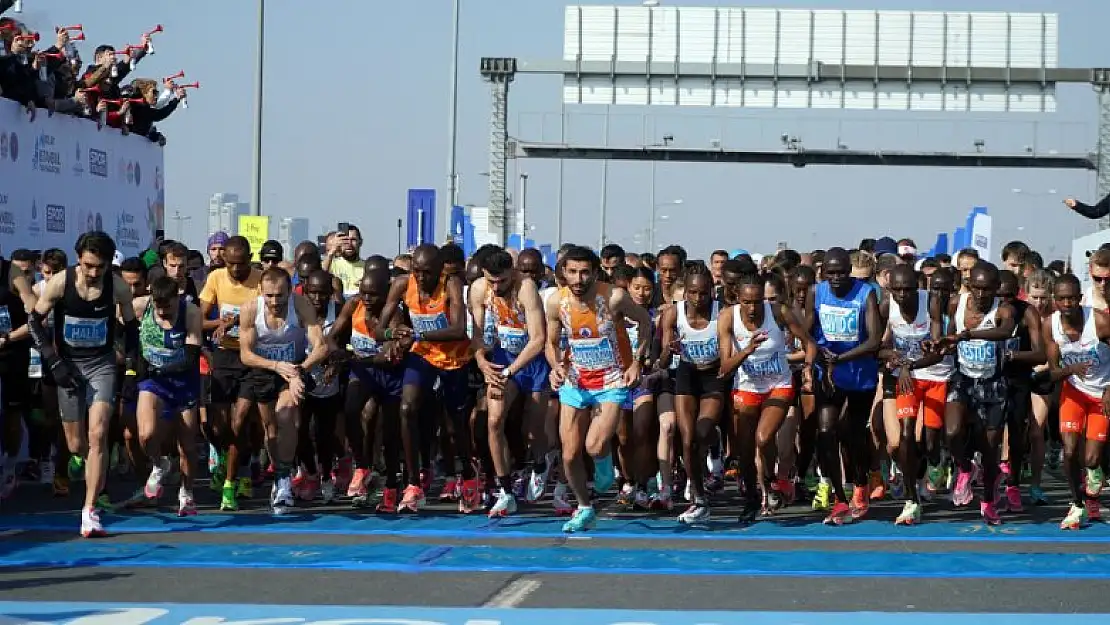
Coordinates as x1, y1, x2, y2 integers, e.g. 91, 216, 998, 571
207, 193, 251, 235
278, 218, 311, 260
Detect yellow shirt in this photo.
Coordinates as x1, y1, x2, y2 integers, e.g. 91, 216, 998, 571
199, 267, 262, 350
330, 256, 365, 296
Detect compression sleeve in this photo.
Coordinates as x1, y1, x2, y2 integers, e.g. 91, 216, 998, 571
123, 318, 140, 366
28, 311, 57, 361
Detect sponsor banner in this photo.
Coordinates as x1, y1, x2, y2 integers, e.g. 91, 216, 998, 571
969, 213, 992, 262
0, 98, 164, 258
238, 215, 270, 261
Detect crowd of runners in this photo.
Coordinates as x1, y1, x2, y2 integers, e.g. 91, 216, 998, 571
1, 227, 1108, 538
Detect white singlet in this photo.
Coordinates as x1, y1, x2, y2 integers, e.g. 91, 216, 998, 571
676, 300, 720, 367
732, 302, 792, 393
1051, 306, 1110, 399
888, 290, 952, 382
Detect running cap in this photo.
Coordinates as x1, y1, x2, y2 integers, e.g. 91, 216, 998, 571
260, 240, 284, 262
730, 249, 749, 258
207, 231, 229, 248
873, 236, 898, 257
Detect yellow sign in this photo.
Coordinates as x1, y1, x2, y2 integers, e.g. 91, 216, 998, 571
238, 215, 270, 261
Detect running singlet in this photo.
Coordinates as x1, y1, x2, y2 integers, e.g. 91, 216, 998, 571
813, 279, 878, 391
350, 300, 383, 358
199, 267, 262, 351
1004, 298, 1034, 381
308, 300, 339, 398
54, 266, 115, 360
677, 300, 720, 367
888, 290, 952, 382
251, 295, 307, 364
140, 298, 189, 373
559, 284, 632, 391
954, 293, 1002, 380
1051, 307, 1110, 398
732, 302, 792, 393
626, 307, 654, 361
404, 275, 470, 370
0, 260, 28, 357
485, 285, 529, 356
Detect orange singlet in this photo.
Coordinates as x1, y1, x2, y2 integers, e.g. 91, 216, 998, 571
404, 274, 471, 370
559, 283, 632, 390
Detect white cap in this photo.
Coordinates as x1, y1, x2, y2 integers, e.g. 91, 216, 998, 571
112, 250, 124, 266
750, 253, 765, 266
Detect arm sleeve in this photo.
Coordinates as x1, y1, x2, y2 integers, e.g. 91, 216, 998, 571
1072, 193, 1110, 220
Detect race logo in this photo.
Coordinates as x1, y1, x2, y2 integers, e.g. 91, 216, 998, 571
116, 211, 141, 251
32, 133, 61, 174
89, 148, 108, 178
28, 199, 41, 236
0, 210, 14, 236
72, 142, 84, 176
45, 204, 65, 233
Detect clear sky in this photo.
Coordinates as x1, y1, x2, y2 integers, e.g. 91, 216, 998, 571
18, 0, 1109, 260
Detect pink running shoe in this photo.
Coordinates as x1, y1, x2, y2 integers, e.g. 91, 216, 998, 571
980, 501, 1002, 525
951, 469, 974, 507
1005, 485, 1023, 513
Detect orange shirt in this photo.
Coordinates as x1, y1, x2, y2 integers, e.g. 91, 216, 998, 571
486, 284, 529, 355
405, 275, 471, 370
350, 300, 383, 358
559, 283, 631, 390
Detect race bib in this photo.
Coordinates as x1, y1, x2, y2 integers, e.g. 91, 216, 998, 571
62, 315, 108, 348
893, 335, 925, 361
144, 346, 186, 370
256, 342, 296, 362
819, 304, 860, 343
351, 331, 380, 357
497, 325, 528, 354
28, 348, 42, 378
219, 304, 242, 339
741, 356, 785, 379
0, 305, 10, 334
682, 337, 719, 366
958, 339, 997, 375
570, 336, 616, 369
411, 312, 448, 335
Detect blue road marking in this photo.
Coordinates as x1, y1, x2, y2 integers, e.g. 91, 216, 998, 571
2, 511, 1108, 542
2, 540, 1110, 578
0, 602, 1106, 625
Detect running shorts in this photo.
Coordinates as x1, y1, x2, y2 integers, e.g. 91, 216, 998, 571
893, 378, 947, 430
489, 348, 550, 394
951, 372, 1008, 430
558, 384, 629, 409
57, 351, 118, 423
402, 353, 472, 414
349, 362, 404, 401
241, 368, 288, 404
1059, 380, 1109, 443
733, 385, 795, 411
674, 360, 729, 397
209, 349, 246, 404
138, 371, 201, 413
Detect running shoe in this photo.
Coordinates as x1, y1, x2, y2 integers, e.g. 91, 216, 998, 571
526, 463, 549, 503
399, 485, 425, 513
348, 468, 371, 499
209, 454, 226, 493
488, 491, 517, 518
633, 488, 652, 510
917, 478, 934, 503
237, 476, 253, 499
772, 478, 796, 507
1086, 497, 1102, 522
39, 460, 55, 488
95, 492, 113, 511
320, 479, 337, 504
593, 454, 615, 494
439, 475, 460, 502
271, 477, 295, 516
1029, 485, 1049, 505
220, 480, 238, 511
1061, 503, 1088, 530
80, 507, 105, 538
648, 490, 673, 512
889, 469, 905, 500
1087, 467, 1105, 498
68, 456, 85, 482
868, 470, 886, 500
951, 469, 974, 507
296, 474, 321, 502
925, 464, 943, 495
850, 485, 870, 520
177, 488, 197, 517
824, 500, 852, 525
1004, 485, 1023, 513
678, 502, 710, 524
143, 457, 171, 500
616, 483, 634, 507
812, 480, 831, 511
553, 483, 575, 516
980, 501, 1002, 525
561, 506, 597, 533
332, 456, 353, 494
459, 479, 482, 514
376, 487, 398, 513
895, 500, 921, 525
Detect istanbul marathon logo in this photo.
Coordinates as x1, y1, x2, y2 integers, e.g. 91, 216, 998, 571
32, 132, 61, 174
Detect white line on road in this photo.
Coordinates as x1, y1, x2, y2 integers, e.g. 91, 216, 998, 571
483, 578, 542, 608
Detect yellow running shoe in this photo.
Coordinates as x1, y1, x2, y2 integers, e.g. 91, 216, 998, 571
812, 480, 831, 511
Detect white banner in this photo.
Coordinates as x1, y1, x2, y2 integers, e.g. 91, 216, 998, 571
969, 213, 993, 262
0, 98, 165, 259
1071, 229, 1110, 293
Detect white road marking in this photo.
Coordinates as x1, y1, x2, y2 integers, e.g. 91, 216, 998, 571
483, 578, 542, 608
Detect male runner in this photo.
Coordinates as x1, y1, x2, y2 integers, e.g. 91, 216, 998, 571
29, 231, 139, 537
377, 244, 476, 513
333, 269, 406, 510
297, 270, 343, 502
810, 247, 882, 525
0, 248, 40, 497
238, 268, 328, 514
546, 246, 652, 532
939, 261, 1016, 525
1043, 274, 1110, 529
470, 248, 549, 517
131, 275, 203, 516
198, 236, 262, 510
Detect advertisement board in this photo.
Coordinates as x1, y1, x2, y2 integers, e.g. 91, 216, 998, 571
0, 98, 165, 259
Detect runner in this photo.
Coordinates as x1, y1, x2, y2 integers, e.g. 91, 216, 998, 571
546, 245, 652, 532
28, 231, 139, 537
130, 275, 203, 517
940, 261, 1017, 525
718, 272, 815, 518
0, 247, 41, 498
1025, 269, 1056, 504
470, 247, 549, 517
198, 235, 262, 511
878, 265, 948, 525
810, 247, 882, 525
238, 267, 328, 515
377, 244, 477, 513
296, 270, 343, 503
28, 249, 69, 496
332, 269, 407, 511
1043, 273, 1110, 529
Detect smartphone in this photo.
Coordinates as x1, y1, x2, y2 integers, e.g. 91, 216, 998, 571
337, 222, 350, 234
154, 229, 165, 240
316, 235, 327, 246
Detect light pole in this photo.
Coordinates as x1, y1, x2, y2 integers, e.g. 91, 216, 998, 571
519, 172, 529, 250
250, 0, 265, 216
445, 0, 461, 238
649, 200, 681, 251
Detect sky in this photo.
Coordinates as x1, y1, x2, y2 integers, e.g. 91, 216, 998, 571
14, 0, 1110, 260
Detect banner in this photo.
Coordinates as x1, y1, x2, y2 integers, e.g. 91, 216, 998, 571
238, 215, 270, 261
1071, 229, 1110, 292
0, 98, 164, 259
406, 189, 435, 248
969, 213, 992, 262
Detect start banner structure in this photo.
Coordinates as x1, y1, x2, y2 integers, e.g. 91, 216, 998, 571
0, 98, 165, 258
